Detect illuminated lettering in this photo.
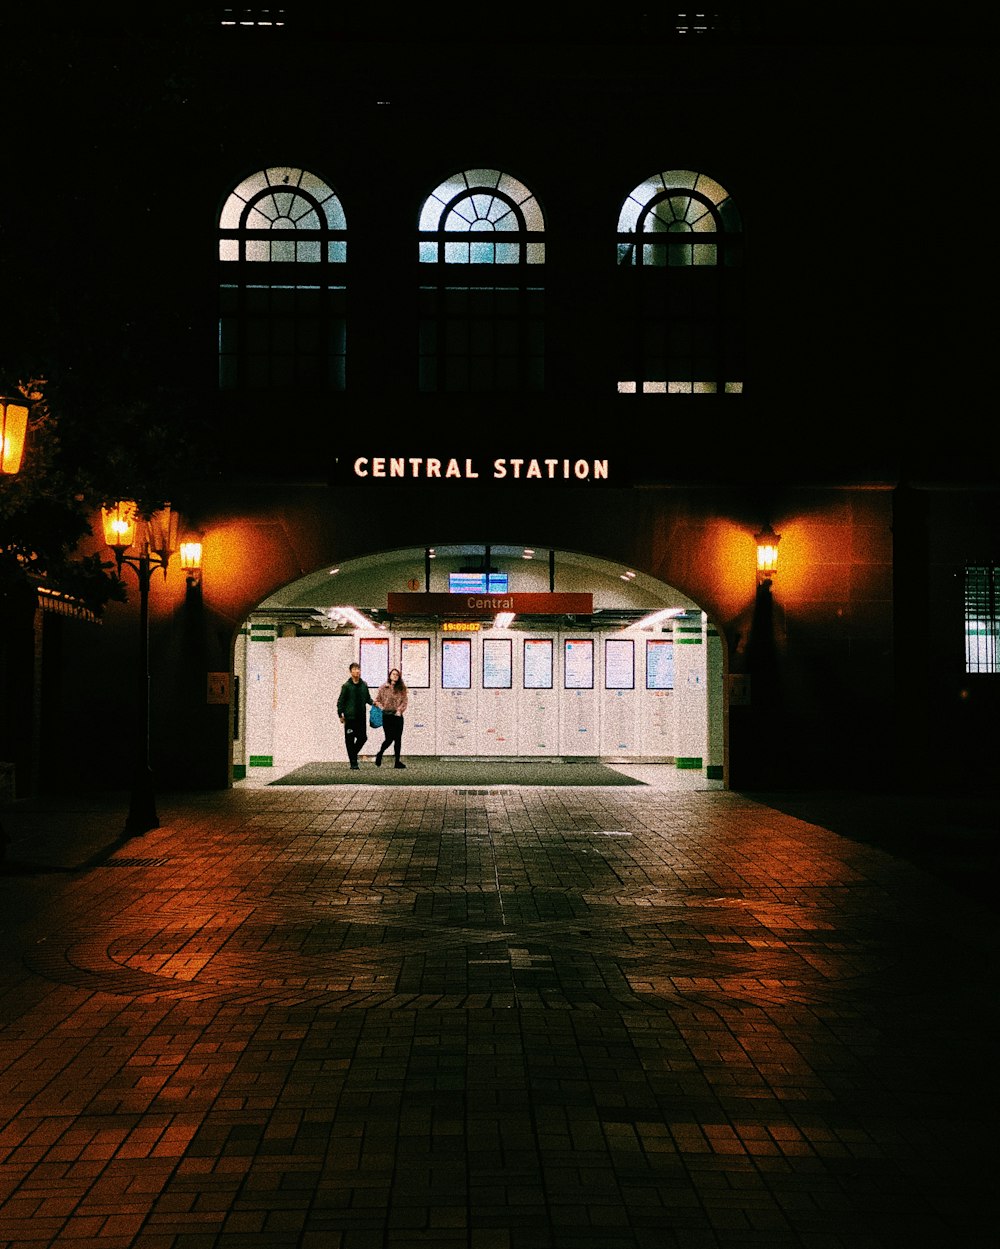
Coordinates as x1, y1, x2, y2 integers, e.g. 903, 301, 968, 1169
353, 456, 609, 482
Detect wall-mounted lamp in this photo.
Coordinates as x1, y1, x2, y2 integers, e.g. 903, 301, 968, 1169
0, 395, 30, 475
755, 523, 781, 586
179, 540, 203, 587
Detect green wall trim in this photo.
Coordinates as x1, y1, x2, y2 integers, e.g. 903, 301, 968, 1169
249, 755, 274, 767
232, 764, 247, 780
676, 756, 703, 770
706, 764, 723, 779
675, 637, 703, 644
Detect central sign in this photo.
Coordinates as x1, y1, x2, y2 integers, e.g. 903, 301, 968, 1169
387, 592, 593, 617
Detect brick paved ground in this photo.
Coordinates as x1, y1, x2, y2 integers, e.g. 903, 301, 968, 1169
0, 781, 997, 1248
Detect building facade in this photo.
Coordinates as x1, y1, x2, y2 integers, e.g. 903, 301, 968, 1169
2, 6, 997, 799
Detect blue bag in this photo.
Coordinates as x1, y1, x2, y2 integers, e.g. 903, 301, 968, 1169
369, 705, 383, 729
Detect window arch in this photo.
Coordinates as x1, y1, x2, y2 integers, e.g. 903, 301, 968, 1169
418, 168, 545, 391
617, 169, 742, 268
218, 166, 346, 390
418, 168, 544, 265
616, 169, 743, 394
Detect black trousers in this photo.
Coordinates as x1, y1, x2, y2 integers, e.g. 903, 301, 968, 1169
344, 717, 367, 764
378, 712, 404, 762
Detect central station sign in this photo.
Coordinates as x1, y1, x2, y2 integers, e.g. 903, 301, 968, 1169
387, 592, 593, 617
333, 455, 614, 485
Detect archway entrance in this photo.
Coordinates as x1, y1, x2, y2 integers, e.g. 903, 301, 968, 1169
233, 545, 726, 788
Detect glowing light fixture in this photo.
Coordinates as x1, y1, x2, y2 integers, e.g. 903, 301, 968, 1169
101, 499, 138, 550
627, 607, 685, 631
494, 612, 516, 628
180, 540, 203, 586
102, 501, 179, 576
327, 606, 384, 630
0, 396, 29, 474
755, 524, 781, 584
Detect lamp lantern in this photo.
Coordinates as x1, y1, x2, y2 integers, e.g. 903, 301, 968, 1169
0, 395, 29, 475
180, 539, 203, 586
147, 502, 179, 571
102, 500, 178, 577
101, 500, 139, 558
755, 523, 781, 584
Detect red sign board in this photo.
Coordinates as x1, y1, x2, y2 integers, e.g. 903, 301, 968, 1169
386, 592, 593, 617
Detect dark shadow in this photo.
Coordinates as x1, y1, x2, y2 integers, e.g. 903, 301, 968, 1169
750, 788, 1000, 913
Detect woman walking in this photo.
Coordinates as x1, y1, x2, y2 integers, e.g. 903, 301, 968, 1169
374, 668, 409, 769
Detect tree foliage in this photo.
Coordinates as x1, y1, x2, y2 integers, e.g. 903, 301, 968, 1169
1, 369, 212, 617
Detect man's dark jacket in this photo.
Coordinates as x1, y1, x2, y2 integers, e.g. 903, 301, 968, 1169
337, 677, 372, 719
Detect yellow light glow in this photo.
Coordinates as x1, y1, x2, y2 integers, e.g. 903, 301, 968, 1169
179, 541, 203, 570
101, 500, 138, 550
755, 525, 781, 578
0, 396, 29, 474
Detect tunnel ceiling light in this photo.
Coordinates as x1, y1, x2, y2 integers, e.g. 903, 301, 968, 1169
494, 612, 516, 628
327, 605, 384, 630
626, 607, 685, 631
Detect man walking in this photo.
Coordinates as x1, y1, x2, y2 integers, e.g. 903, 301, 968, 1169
337, 662, 373, 770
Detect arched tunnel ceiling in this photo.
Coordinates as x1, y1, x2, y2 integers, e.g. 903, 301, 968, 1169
255, 544, 700, 632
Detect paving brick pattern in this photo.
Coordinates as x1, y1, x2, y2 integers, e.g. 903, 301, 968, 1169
0, 785, 997, 1247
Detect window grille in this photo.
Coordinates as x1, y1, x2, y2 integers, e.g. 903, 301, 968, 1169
418, 169, 545, 391
965, 565, 999, 674
218, 166, 345, 390
615, 169, 743, 395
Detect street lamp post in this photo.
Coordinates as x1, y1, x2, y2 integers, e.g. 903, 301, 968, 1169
102, 500, 178, 834
0, 396, 29, 861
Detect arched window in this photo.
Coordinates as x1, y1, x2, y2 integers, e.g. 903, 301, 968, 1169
616, 169, 743, 393
218, 166, 346, 390
418, 168, 545, 391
